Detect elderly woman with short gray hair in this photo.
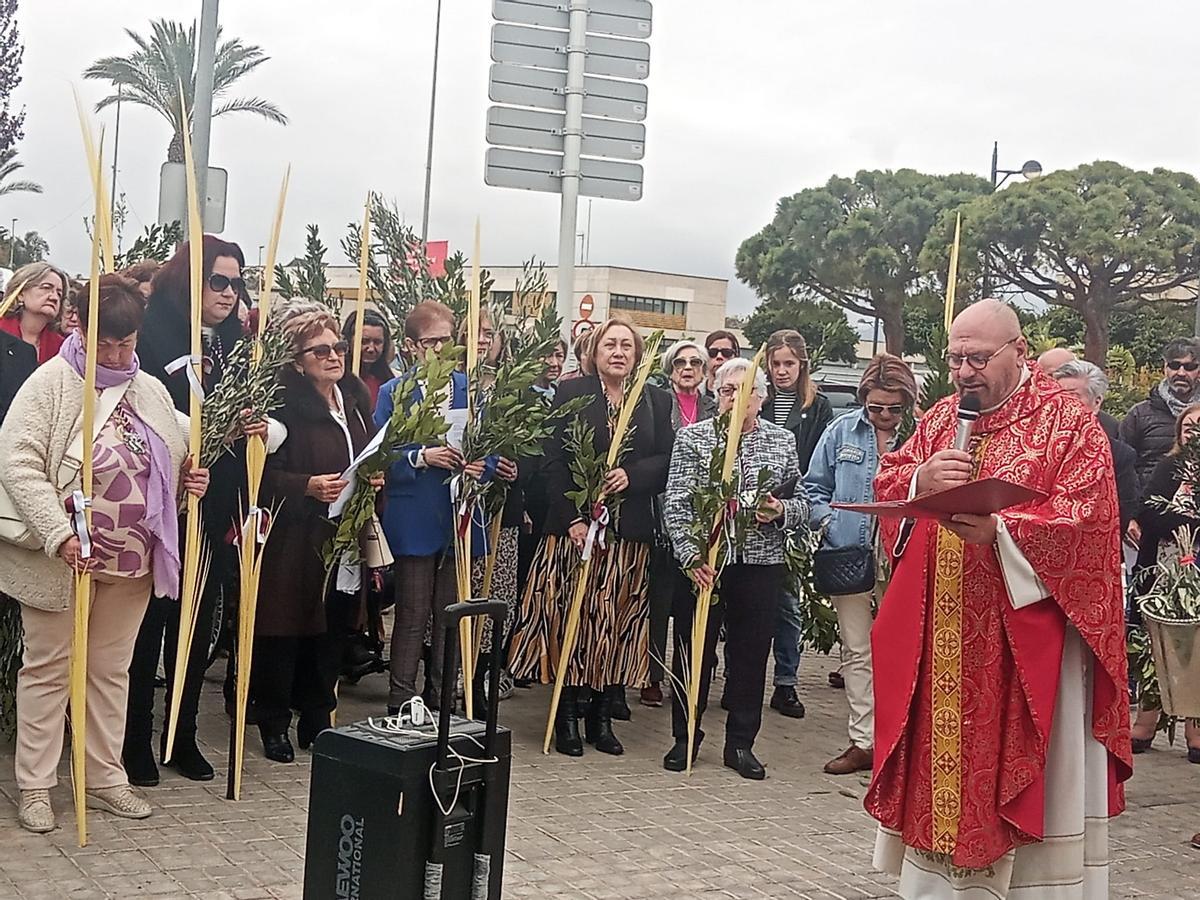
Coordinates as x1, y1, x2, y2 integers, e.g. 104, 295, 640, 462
1053, 359, 1140, 532
642, 340, 719, 708
661, 357, 808, 780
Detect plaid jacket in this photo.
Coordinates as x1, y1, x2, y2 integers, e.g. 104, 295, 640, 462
664, 418, 808, 567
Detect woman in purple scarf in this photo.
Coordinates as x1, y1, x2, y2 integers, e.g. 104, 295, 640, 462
0, 275, 209, 834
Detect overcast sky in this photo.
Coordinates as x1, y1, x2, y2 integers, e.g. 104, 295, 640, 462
6, 1, 1200, 314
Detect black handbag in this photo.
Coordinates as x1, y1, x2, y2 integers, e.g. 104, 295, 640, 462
812, 545, 875, 597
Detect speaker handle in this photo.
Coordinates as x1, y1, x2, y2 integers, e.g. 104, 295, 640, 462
436, 600, 508, 772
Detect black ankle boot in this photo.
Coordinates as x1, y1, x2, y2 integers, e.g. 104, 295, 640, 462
161, 734, 214, 781
554, 687, 584, 757
123, 739, 159, 787
610, 685, 631, 721
584, 686, 624, 755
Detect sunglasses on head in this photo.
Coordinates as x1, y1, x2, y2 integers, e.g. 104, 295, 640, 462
299, 340, 349, 360
866, 403, 907, 416
208, 273, 246, 294
708, 346, 736, 360
1167, 360, 1200, 372
672, 355, 705, 370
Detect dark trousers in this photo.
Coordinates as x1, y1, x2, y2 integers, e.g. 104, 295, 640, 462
646, 545, 680, 684
389, 553, 457, 708
124, 550, 224, 751
249, 591, 353, 736
670, 563, 784, 751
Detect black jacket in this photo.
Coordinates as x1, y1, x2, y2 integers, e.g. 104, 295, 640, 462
0, 331, 37, 426
1135, 456, 1197, 573
1120, 388, 1180, 493
543, 376, 674, 544
138, 290, 248, 542
1097, 412, 1141, 531
760, 389, 834, 474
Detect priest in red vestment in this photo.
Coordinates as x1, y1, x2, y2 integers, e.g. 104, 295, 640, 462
868, 301, 1131, 898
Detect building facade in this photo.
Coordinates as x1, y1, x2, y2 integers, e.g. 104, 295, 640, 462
323, 264, 728, 345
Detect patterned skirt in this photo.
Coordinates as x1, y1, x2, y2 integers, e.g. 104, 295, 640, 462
507, 534, 650, 690
472, 525, 520, 654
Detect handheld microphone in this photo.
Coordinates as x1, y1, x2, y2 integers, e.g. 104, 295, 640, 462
954, 394, 981, 453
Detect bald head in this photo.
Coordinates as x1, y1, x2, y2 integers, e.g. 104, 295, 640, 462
949, 299, 1021, 344
947, 300, 1028, 409
1037, 347, 1076, 375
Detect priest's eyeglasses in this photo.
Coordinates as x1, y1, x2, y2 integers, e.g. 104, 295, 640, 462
944, 338, 1018, 371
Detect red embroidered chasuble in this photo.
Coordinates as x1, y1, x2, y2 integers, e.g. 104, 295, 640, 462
866, 366, 1132, 870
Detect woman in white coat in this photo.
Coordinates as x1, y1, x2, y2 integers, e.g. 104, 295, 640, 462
0, 275, 208, 834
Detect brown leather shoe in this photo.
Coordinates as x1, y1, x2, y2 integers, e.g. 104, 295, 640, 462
824, 745, 873, 775
639, 683, 664, 707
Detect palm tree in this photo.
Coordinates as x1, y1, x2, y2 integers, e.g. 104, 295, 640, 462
0, 147, 41, 197
83, 18, 288, 164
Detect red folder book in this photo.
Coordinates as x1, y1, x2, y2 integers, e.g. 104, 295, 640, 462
833, 477, 1047, 520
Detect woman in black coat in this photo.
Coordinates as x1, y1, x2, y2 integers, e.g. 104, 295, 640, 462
123, 236, 255, 786
508, 318, 674, 758
1132, 402, 1200, 761
253, 311, 379, 762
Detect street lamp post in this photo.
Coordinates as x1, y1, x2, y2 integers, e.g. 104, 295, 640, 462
982, 141, 1042, 297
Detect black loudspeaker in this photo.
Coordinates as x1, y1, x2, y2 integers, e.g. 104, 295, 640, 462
303, 601, 511, 900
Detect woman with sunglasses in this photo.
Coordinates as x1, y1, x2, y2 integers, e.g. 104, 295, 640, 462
1, 262, 71, 365
643, 340, 717, 708
759, 329, 834, 720
803, 353, 917, 776
252, 311, 381, 761
703, 330, 741, 397
123, 236, 264, 786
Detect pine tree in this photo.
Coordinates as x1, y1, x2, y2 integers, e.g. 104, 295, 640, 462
0, 0, 25, 155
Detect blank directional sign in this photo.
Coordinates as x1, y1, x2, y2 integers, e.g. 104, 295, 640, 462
488, 63, 648, 121
493, 0, 653, 39
485, 148, 643, 201
491, 23, 650, 79
487, 107, 645, 160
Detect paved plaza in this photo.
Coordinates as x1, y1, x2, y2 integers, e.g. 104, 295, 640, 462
0, 660, 1197, 899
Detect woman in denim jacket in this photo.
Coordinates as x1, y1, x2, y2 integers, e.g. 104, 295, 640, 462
803, 353, 917, 776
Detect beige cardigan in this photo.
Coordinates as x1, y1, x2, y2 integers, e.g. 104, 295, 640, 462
0, 357, 188, 611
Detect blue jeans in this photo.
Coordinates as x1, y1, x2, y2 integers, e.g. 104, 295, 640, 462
772, 590, 803, 687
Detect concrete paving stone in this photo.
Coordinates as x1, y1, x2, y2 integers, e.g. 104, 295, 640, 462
0, 662, 1197, 898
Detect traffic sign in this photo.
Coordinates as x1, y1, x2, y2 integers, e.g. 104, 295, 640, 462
579, 294, 595, 317
571, 318, 595, 340
491, 23, 650, 80
492, 0, 653, 39
158, 163, 228, 232
487, 107, 645, 160
488, 64, 648, 121
485, 148, 643, 201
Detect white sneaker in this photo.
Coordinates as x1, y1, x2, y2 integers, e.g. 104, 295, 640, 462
18, 789, 55, 833
85, 785, 151, 819
497, 669, 516, 701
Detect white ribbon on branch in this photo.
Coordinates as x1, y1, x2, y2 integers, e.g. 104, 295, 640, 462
165, 354, 206, 403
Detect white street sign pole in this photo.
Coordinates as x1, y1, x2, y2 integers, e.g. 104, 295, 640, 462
192, 0, 219, 230
556, 0, 587, 341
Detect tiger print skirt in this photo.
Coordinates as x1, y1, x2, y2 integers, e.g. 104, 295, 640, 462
507, 534, 650, 690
